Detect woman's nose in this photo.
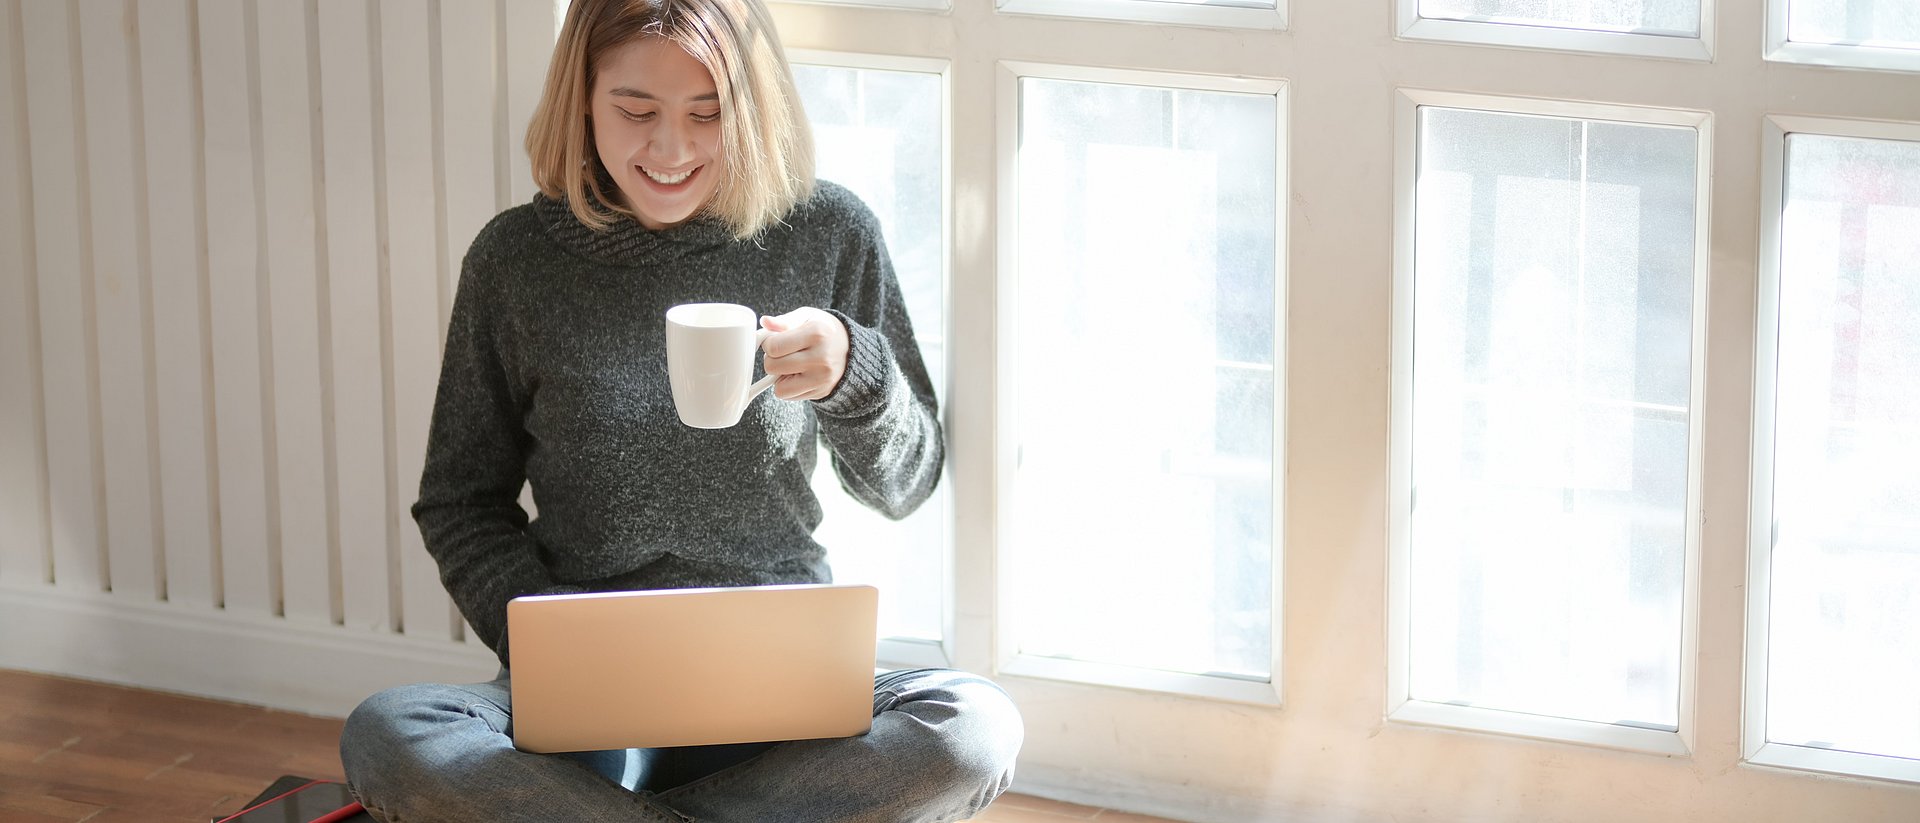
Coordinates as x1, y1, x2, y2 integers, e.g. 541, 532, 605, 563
648, 119, 695, 164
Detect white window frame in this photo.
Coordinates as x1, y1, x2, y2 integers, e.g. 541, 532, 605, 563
1745, 113, 1920, 786
782, 0, 952, 12
1386, 88, 1713, 757
787, 48, 958, 672
997, 0, 1287, 33
993, 60, 1289, 707
1765, 1, 1920, 74
1396, 1, 1715, 62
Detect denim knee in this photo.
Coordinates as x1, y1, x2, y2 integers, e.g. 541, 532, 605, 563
942, 677, 1025, 790
889, 671, 1025, 806
340, 682, 506, 814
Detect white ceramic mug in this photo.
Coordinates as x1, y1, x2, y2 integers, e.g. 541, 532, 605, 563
665, 302, 780, 429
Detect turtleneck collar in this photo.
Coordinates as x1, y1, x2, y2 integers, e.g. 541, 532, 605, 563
535, 193, 736, 265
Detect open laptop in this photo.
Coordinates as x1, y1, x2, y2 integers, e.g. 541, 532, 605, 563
506, 583, 879, 753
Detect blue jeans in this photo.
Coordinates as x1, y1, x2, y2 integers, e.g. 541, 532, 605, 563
339, 667, 1023, 822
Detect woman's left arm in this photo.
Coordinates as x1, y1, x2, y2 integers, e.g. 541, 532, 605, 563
761, 217, 942, 521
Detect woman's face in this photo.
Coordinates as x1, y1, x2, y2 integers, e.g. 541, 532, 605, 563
590, 37, 725, 231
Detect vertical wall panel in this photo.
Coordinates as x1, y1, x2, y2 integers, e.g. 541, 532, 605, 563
22, 0, 103, 593
0, 0, 50, 587
256, 0, 333, 624
198, 0, 271, 616
439, 1, 500, 314
79, 0, 163, 602
504, 0, 552, 206
317, 0, 393, 632
381, 0, 457, 642
139, 0, 218, 610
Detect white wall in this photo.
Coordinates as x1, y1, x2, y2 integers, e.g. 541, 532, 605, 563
0, 0, 560, 707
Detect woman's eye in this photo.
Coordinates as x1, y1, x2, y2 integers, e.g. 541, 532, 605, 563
692, 112, 721, 123
618, 109, 654, 122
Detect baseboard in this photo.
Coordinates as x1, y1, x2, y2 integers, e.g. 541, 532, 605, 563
1012, 762, 1287, 823
0, 582, 498, 717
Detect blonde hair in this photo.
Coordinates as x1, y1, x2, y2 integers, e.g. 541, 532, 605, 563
527, 0, 815, 239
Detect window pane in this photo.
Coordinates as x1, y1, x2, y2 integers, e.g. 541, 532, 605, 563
1419, 0, 1700, 37
1788, 0, 1920, 50
1012, 77, 1276, 679
1409, 107, 1699, 729
792, 63, 945, 643
1768, 133, 1920, 760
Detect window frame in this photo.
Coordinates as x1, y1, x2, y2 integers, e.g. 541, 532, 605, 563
787, 47, 958, 671
996, 0, 1287, 33
1386, 87, 1714, 756
781, 0, 952, 12
1764, 0, 1920, 74
1396, 0, 1716, 62
1744, 113, 1920, 786
992, 59, 1289, 707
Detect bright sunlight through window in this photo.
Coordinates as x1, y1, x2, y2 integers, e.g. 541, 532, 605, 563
1010, 76, 1277, 681
1407, 106, 1700, 729
1766, 132, 1920, 760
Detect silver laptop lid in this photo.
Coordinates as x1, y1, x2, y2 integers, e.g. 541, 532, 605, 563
507, 583, 878, 753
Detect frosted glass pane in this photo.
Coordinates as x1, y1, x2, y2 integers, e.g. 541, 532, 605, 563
793, 64, 945, 644
1419, 0, 1700, 37
1788, 0, 1920, 50
1768, 133, 1920, 760
1012, 77, 1276, 680
1409, 107, 1699, 729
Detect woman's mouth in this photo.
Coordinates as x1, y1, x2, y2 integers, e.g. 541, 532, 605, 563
639, 165, 698, 187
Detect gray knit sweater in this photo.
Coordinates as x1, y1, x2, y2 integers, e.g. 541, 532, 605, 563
412, 182, 942, 667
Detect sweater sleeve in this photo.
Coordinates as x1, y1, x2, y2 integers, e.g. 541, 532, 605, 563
811, 206, 945, 520
412, 250, 582, 668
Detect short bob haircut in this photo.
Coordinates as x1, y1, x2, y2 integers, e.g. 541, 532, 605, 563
527, 0, 815, 239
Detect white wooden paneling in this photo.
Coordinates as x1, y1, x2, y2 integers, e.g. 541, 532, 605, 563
504, 0, 553, 206
78, 0, 162, 603
197, 0, 271, 616
21, 0, 103, 594
439, 0, 500, 310
137, 0, 218, 611
317, 0, 393, 633
0, 0, 50, 587
255, 0, 334, 625
381, 0, 457, 643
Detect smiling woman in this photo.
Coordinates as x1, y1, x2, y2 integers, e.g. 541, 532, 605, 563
334, 0, 1022, 821
527, 0, 812, 238
591, 39, 729, 230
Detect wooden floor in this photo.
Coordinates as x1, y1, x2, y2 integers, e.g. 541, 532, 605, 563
0, 668, 1175, 823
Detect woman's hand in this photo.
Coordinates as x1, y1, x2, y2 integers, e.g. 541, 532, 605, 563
759, 308, 850, 401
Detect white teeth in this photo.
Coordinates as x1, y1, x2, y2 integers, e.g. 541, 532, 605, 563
642, 166, 693, 185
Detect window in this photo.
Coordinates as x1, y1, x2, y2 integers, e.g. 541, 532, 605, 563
1399, 0, 1712, 60
762, 0, 1920, 810
1768, 0, 1920, 72
1748, 117, 1920, 784
998, 64, 1284, 703
790, 53, 951, 666
1390, 90, 1709, 753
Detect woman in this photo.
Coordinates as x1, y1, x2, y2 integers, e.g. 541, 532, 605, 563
338, 0, 1023, 820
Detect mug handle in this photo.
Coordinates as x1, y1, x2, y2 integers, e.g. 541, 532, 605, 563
748, 328, 779, 401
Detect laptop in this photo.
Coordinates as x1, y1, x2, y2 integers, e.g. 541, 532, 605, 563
505, 583, 879, 753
